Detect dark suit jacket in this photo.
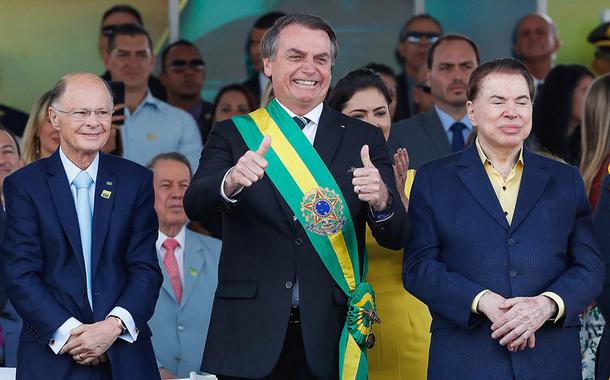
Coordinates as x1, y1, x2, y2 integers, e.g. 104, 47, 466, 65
395, 72, 412, 122
594, 174, 610, 380
184, 104, 409, 380
388, 108, 451, 169
1, 151, 163, 380
404, 143, 604, 380
0, 104, 28, 137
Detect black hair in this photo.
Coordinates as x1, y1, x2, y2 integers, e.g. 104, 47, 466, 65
398, 14, 443, 41
211, 84, 258, 122
101, 4, 143, 26
107, 23, 153, 54
427, 33, 480, 69
363, 62, 396, 78
253, 11, 286, 29
160, 39, 202, 72
327, 68, 392, 112
532, 64, 593, 162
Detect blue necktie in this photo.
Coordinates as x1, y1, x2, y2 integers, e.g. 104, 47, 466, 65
450, 122, 467, 153
293, 116, 310, 130
73, 171, 94, 307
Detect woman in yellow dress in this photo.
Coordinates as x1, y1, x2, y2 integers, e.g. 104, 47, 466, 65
328, 68, 431, 379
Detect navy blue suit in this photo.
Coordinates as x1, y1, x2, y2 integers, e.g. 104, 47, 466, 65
404, 143, 604, 379
1, 150, 163, 379
594, 174, 610, 379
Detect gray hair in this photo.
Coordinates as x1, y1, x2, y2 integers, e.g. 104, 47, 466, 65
147, 151, 193, 177
261, 13, 338, 65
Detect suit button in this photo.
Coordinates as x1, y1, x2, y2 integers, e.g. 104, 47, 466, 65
49, 339, 55, 345
508, 238, 515, 246
295, 237, 303, 246
285, 281, 293, 289
177, 324, 184, 331
509, 270, 517, 278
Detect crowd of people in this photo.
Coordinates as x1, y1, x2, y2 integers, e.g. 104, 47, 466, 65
0, 4, 610, 380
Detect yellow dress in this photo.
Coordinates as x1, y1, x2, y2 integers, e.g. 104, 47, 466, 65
367, 170, 432, 380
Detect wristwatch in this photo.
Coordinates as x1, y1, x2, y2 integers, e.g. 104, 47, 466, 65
107, 315, 127, 334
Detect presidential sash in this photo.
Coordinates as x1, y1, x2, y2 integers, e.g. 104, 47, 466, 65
232, 99, 377, 380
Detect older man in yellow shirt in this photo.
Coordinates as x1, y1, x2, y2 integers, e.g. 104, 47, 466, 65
404, 58, 603, 380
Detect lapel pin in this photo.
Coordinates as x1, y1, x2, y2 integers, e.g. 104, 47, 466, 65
101, 190, 112, 199
340, 125, 345, 129
106, 181, 113, 186
189, 267, 199, 277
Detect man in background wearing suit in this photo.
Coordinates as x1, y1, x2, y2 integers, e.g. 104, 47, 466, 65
148, 152, 220, 379
404, 58, 604, 379
2, 72, 162, 379
242, 11, 286, 102
185, 13, 408, 380
389, 34, 479, 169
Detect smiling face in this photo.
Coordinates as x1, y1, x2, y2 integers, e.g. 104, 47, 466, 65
263, 24, 332, 115
152, 158, 191, 233
49, 74, 112, 164
0, 130, 23, 189
467, 73, 532, 151
105, 34, 155, 91
342, 87, 392, 140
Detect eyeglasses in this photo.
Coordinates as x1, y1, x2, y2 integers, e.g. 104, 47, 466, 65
402, 32, 440, 44
416, 82, 431, 94
167, 59, 206, 72
52, 107, 113, 122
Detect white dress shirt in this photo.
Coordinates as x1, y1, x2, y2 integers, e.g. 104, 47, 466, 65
49, 147, 138, 355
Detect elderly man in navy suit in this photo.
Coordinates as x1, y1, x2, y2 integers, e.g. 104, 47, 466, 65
1, 72, 162, 379
147, 152, 220, 379
404, 58, 604, 379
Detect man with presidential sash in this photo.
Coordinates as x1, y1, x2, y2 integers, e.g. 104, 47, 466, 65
184, 13, 409, 380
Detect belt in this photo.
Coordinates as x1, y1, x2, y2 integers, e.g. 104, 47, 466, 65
289, 306, 300, 324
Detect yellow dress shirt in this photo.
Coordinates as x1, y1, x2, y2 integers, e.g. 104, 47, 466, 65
470, 139, 564, 321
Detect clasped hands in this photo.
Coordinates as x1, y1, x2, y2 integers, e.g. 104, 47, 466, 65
224, 135, 389, 211
59, 318, 123, 366
477, 291, 557, 352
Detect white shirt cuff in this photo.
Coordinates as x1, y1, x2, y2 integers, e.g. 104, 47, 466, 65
49, 317, 82, 354
220, 167, 243, 203
107, 306, 138, 343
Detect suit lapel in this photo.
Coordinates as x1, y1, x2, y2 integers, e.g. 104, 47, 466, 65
313, 104, 346, 169
422, 110, 451, 156
180, 230, 205, 309
91, 154, 117, 279
456, 144, 510, 230
510, 148, 549, 231
46, 151, 87, 280
158, 252, 178, 304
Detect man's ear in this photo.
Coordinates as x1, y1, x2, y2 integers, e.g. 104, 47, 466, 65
48, 108, 60, 131
263, 57, 273, 77
466, 100, 477, 127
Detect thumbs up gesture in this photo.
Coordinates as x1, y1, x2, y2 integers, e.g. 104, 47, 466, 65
224, 135, 272, 197
352, 144, 390, 211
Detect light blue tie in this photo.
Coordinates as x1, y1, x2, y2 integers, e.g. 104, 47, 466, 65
73, 171, 94, 307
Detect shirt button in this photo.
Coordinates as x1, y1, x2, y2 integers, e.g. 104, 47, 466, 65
177, 324, 184, 331
509, 270, 517, 278
508, 238, 515, 246
174, 356, 182, 362
49, 339, 55, 345
285, 281, 293, 289
295, 237, 303, 246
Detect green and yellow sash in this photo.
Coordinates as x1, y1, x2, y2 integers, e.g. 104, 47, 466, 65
232, 99, 376, 380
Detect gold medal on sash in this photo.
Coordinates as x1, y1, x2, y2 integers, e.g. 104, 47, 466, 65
300, 187, 346, 236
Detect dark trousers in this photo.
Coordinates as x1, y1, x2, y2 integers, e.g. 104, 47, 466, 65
218, 309, 319, 380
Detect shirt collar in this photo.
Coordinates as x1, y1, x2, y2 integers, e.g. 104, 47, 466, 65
275, 99, 323, 126
126, 91, 159, 117
59, 146, 99, 186
475, 137, 524, 168
434, 105, 473, 134
156, 224, 187, 252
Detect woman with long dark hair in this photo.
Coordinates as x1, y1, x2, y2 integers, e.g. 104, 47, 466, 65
531, 65, 593, 165
328, 68, 429, 380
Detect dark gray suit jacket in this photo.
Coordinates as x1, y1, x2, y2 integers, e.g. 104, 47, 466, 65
388, 109, 451, 169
